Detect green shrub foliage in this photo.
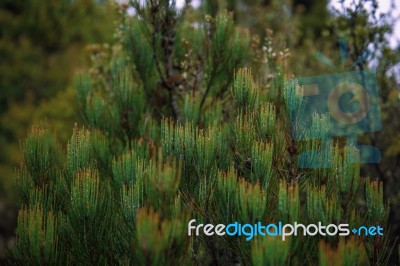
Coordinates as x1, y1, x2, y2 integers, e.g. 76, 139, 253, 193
12, 1, 392, 265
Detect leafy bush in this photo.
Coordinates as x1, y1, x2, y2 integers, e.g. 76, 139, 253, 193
9, 1, 394, 265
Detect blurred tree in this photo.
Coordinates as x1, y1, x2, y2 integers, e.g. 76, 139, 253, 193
202, 0, 329, 39
0, 0, 116, 186
0, 0, 115, 111
327, 1, 400, 258
0, 0, 116, 260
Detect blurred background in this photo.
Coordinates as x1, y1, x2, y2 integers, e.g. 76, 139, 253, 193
0, 0, 399, 262
0, 0, 117, 259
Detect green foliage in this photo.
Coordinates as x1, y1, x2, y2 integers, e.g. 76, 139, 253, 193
325, 0, 400, 244
64, 168, 114, 265
9, 0, 397, 265
0, 4, 117, 254
319, 237, 368, 266
0, 0, 116, 111
232, 68, 258, 110
12, 72, 393, 265
135, 207, 187, 265
13, 206, 60, 265
252, 235, 291, 265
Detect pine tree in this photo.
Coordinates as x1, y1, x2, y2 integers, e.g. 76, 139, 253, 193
10, 1, 393, 265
